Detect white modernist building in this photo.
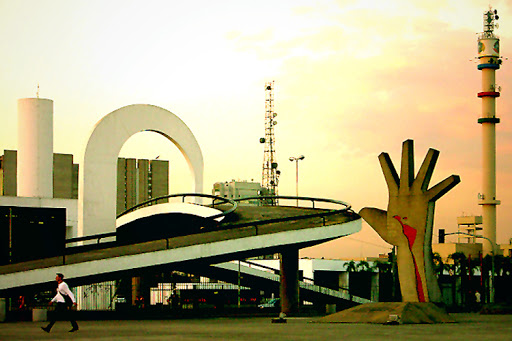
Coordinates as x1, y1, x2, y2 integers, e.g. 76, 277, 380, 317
3, 97, 204, 241
17, 98, 54, 198
78, 104, 203, 237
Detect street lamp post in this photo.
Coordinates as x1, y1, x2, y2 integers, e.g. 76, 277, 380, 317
289, 155, 304, 207
445, 231, 496, 303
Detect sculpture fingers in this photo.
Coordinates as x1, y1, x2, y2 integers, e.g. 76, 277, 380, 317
378, 153, 399, 195
425, 175, 461, 202
412, 148, 439, 193
399, 139, 415, 192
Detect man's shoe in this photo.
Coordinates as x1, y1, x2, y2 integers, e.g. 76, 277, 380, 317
41, 326, 51, 333
69, 327, 79, 332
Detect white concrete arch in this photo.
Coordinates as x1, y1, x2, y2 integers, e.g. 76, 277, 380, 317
78, 104, 203, 237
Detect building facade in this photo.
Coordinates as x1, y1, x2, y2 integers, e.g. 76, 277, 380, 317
212, 180, 263, 205
116, 157, 169, 215
0, 150, 168, 215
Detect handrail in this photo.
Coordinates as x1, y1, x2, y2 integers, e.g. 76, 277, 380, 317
227, 195, 354, 229
234, 260, 358, 302
65, 194, 353, 248
65, 194, 237, 246
116, 193, 238, 220
239, 259, 351, 292
240, 260, 280, 274
235, 195, 351, 211
66, 232, 116, 244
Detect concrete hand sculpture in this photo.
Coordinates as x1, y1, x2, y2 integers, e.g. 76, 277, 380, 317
360, 140, 460, 302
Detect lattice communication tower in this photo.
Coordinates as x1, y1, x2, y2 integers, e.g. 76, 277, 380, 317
260, 81, 280, 203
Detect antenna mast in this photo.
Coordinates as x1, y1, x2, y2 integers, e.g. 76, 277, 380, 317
260, 81, 280, 204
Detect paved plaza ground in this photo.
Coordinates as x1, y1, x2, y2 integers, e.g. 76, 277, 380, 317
0, 313, 511, 340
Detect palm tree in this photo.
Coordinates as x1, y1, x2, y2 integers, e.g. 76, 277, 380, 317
372, 261, 392, 274
432, 252, 444, 276
502, 256, 512, 277
448, 252, 470, 307
357, 260, 371, 272
344, 260, 357, 272
448, 252, 467, 276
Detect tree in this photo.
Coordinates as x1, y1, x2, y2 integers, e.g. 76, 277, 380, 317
448, 252, 467, 276
432, 252, 444, 276
373, 261, 392, 274
357, 260, 371, 272
344, 260, 357, 272
502, 256, 512, 277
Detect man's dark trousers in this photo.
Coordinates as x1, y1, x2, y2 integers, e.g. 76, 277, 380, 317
45, 302, 78, 331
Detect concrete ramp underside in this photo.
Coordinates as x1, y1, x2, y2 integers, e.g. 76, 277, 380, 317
317, 302, 455, 324
0, 206, 361, 292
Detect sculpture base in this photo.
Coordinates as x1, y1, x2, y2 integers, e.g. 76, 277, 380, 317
316, 302, 455, 324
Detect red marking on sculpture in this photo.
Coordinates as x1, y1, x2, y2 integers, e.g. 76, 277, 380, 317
393, 215, 425, 302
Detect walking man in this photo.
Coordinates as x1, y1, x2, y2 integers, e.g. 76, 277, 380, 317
41, 273, 79, 333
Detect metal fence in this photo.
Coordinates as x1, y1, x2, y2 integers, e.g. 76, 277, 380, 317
150, 282, 250, 305
75, 281, 116, 311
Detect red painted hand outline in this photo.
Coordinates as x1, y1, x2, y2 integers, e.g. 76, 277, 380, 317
393, 215, 424, 302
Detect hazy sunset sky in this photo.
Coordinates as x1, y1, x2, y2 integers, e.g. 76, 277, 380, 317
1, 0, 512, 259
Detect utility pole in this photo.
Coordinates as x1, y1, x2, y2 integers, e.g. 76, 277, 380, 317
289, 155, 305, 206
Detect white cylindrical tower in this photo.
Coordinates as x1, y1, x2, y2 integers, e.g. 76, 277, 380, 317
477, 8, 501, 255
17, 98, 54, 198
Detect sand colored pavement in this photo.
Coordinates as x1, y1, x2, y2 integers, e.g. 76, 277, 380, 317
0, 314, 511, 341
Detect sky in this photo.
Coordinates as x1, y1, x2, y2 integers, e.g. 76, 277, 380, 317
1, 0, 512, 259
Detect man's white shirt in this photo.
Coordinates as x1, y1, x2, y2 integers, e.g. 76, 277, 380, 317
51, 282, 76, 304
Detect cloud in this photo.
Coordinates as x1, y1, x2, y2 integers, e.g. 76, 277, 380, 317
226, 1, 512, 250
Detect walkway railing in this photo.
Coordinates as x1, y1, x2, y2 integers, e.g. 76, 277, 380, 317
58, 193, 355, 265
116, 193, 238, 220
215, 260, 372, 304
228, 195, 354, 229
68, 194, 353, 247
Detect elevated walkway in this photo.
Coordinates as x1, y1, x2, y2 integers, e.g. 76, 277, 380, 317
0, 195, 361, 294
210, 261, 372, 305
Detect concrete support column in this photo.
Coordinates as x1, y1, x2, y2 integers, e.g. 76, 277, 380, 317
279, 248, 299, 315
131, 277, 141, 307
370, 272, 380, 302
0, 298, 6, 322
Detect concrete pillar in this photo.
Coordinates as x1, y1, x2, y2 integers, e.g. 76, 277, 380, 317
0, 298, 6, 322
370, 272, 379, 302
279, 249, 299, 315
131, 277, 141, 307
326, 304, 336, 314
17, 98, 54, 198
